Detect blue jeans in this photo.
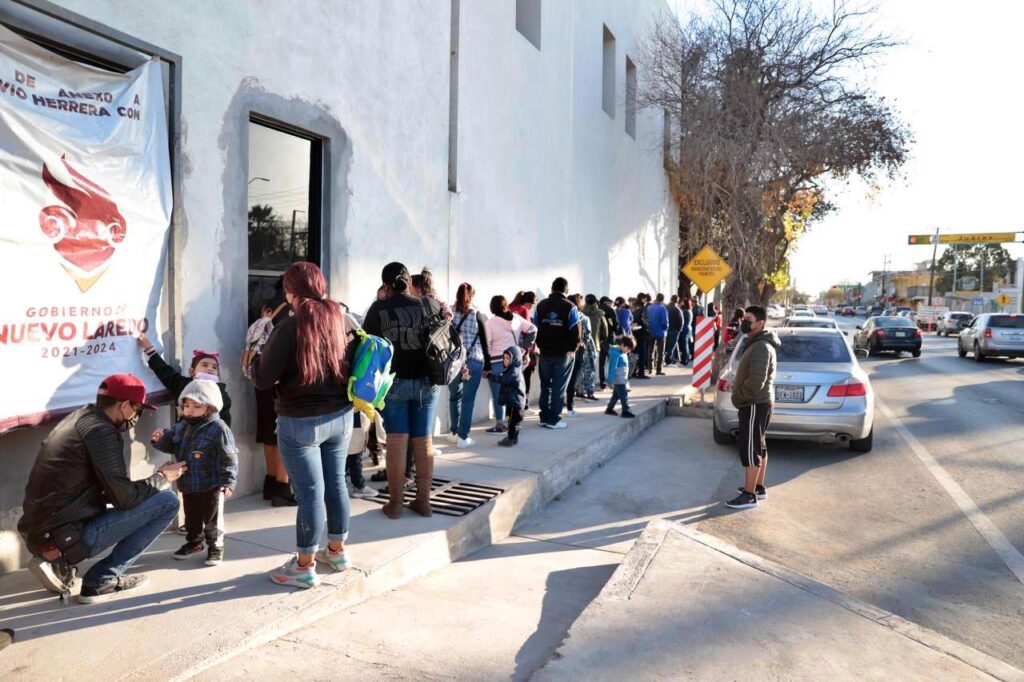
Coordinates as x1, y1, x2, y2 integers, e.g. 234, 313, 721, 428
488, 362, 506, 422
277, 408, 354, 554
538, 354, 574, 425
665, 329, 681, 363
680, 325, 692, 364
449, 357, 484, 439
607, 384, 630, 412
381, 377, 439, 438
80, 489, 179, 588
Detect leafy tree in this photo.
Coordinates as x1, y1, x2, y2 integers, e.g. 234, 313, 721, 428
934, 244, 1014, 293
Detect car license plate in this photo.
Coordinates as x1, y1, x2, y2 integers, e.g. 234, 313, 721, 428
775, 385, 804, 403
894, 331, 907, 337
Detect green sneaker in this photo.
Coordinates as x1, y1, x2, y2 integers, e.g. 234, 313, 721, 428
269, 557, 320, 589
315, 547, 351, 572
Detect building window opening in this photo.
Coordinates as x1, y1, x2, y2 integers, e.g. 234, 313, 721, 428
516, 0, 542, 50
625, 56, 637, 138
602, 25, 616, 118
247, 117, 322, 323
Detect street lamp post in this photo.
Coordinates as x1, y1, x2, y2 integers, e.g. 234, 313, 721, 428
289, 209, 306, 262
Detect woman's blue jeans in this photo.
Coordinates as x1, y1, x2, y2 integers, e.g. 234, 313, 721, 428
449, 357, 484, 439
487, 362, 506, 422
277, 408, 354, 554
381, 377, 439, 437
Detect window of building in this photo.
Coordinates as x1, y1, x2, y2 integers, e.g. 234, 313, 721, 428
625, 56, 637, 138
602, 25, 616, 118
247, 117, 323, 323
516, 0, 542, 50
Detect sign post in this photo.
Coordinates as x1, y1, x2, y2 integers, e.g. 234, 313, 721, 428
682, 245, 731, 404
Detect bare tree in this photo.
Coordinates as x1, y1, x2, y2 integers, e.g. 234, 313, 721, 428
640, 0, 911, 305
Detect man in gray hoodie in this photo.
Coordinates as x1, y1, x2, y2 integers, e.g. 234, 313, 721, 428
725, 305, 780, 509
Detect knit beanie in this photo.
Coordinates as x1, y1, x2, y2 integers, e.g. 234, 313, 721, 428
178, 379, 223, 413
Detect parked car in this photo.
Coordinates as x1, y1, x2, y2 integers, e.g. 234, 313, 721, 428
713, 328, 874, 452
936, 311, 972, 337
868, 305, 885, 317
812, 304, 829, 315
840, 306, 855, 317
957, 314, 1024, 361
852, 316, 922, 357
855, 306, 867, 316
791, 309, 816, 318
782, 316, 844, 333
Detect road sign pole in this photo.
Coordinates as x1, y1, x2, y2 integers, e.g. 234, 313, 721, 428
927, 227, 939, 306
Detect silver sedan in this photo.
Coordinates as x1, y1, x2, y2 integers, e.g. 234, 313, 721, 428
713, 328, 875, 452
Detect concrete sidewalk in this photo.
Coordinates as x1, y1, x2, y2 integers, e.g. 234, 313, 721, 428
0, 369, 691, 680
534, 520, 1024, 682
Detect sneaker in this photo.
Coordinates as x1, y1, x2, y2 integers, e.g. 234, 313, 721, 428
725, 491, 759, 509
621, 411, 636, 419
316, 547, 351, 572
635, 375, 651, 380
457, 436, 475, 449
604, 408, 618, 416
28, 556, 64, 593
566, 410, 580, 417
77, 574, 149, 604
350, 486, 378, 499
541, 421, 567, 430
269, 556, 320, 589
485, 424, 507, 434
738, 485, 767, 500
498, 436, 518, 447
205, 546, 224, 566
656, 371, 667, 376
173, 542, 204, 560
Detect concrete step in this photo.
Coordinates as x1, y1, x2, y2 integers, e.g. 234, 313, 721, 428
0, 370, 690, 680
533, 519, 1024, 682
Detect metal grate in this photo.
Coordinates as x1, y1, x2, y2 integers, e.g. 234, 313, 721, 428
368, 478, 504, 517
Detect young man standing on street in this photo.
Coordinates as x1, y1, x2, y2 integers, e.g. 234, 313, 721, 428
725, 306, 780, 509
648, 293, 670, 375
533, 277, 583, 428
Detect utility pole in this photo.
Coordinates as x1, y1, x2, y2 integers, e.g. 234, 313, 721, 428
289, 209, 306, 262
880, 254, 891, 306
952, 246, 958, 300
927, 228, 940, 306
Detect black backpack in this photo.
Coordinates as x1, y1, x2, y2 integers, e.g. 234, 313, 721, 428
420, 298, 466, 385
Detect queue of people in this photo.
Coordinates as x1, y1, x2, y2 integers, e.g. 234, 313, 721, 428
17, 260, 710, 604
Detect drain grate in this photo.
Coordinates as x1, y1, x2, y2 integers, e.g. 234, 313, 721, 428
368, 478, 504, 517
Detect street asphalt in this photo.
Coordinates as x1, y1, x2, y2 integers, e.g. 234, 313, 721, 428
199, 315, 1023, 678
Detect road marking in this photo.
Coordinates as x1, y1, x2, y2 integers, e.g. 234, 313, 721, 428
876, 397, 1024, 585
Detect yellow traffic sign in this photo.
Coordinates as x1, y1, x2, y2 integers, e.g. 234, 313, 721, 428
683, 245, 732, 293
907, 232, 1018, 245
995, 293, 1012, 307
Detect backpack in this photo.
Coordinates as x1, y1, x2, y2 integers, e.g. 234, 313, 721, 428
421, 298, 466, 386
347, 327, 395, 419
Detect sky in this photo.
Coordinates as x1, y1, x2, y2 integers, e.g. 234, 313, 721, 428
671, 0, 1024, 295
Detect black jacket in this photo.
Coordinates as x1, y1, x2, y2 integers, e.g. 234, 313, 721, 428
600, 302, 621, 337
18, 405, 168, 542
147, 352, 232, 426
534, 293, 582, 357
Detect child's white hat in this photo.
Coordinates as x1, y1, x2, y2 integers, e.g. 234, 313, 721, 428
179, 379, 223, 413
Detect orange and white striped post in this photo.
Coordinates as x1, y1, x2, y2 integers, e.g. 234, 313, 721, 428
691, 316, 715, 402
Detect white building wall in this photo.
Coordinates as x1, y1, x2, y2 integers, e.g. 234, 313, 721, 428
0, 0, 677, 573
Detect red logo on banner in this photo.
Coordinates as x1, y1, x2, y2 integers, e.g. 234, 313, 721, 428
39, 155, 127, 292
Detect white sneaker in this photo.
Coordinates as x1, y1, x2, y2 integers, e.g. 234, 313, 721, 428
28, 556, 64, 593
542, 421, 568, 430
350, 486, 378, 499
457, 436, 475, 448
567, 410, 580, 417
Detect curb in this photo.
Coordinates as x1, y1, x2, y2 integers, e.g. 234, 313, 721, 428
156, 394, 678, 681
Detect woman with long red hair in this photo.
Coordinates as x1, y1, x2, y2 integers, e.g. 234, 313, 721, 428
253, 262, 357, 588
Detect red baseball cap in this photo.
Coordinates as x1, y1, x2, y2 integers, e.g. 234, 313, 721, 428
97, 374, 156, 410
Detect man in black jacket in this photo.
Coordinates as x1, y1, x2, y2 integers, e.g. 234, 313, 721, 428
598, 296, 620, 389
533, 277, 583, 428
19, 374, 185, 604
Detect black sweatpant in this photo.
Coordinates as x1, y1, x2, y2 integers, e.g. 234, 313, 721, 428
598, 341, 610, 387
737, 402, 773, 468
507, 406, 524, 439
566, 349, 584, 409
183, 489, 225, 549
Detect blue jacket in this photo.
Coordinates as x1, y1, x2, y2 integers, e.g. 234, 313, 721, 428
682, 308, 693, 330
647, 302, 669, 338
154, 414, 238, 494
616, 308, 634, 337
498, 345, 527, 410
606, 346, 630, 385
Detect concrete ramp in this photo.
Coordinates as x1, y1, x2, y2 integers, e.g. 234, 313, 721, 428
534, 520, 1023, 682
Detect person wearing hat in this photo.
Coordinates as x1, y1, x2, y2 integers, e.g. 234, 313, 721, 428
151, 379, 238, 566
18, 374, 186, 604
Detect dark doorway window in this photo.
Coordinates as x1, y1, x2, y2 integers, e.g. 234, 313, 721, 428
246, 117, 322, 323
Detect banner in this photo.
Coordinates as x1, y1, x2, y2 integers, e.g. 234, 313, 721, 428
0, 25, 172, 433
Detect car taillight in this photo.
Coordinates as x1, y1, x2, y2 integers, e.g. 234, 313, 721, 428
984, 328, 992, 339
914, 329, 922, 338
875, 329, 886, 337
717, 379, 732, 392
828, 381, 867, 397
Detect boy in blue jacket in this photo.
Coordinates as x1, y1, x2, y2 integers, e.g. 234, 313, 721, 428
605, 337, 636, 418
498, 345, 526, 447
151, 379, 238, 566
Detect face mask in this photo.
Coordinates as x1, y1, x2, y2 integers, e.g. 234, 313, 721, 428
120, 404, 140, 432
740, 320, 754, 334
194, 372, 219, 382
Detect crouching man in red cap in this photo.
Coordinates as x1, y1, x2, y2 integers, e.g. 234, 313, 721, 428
18, 374, 187, 604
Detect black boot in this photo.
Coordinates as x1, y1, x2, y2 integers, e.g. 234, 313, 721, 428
271, 480, 298, 507
262, 475, 274, 501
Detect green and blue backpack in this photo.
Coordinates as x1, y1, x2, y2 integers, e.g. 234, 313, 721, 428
347, 327, 395, 419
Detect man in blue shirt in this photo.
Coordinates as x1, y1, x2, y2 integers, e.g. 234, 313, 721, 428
648, 293, 670, 375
